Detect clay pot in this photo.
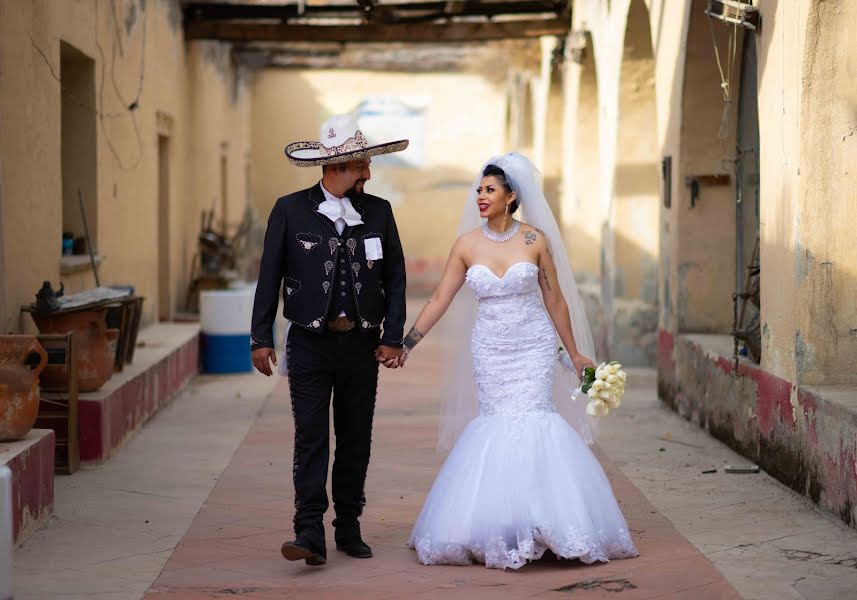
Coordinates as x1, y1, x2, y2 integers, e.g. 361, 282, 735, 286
32, 309, 114, 392
0, 335, 48, 441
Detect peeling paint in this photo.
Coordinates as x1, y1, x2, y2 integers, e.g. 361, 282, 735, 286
662, 336, 857, 528
661, 256, 672, 325
161, 0, 182, 32
798, 388, 819, 448
795, 330, 816, 374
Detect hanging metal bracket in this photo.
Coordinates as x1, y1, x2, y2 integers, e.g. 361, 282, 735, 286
684, 174, 731, 208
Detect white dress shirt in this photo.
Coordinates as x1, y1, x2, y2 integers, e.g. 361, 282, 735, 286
318, 181, 364, 235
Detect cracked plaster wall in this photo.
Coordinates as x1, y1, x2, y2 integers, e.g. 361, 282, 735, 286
0, 0, 252, 329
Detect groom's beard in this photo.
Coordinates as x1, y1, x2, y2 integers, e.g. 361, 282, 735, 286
346, 179, 367, 198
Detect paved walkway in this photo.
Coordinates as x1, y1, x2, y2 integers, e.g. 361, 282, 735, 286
14, 302, 857, 599
141, 330, 736, 600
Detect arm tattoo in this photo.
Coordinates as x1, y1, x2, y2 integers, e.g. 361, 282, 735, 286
535, 228, 552, 255
403, 327, 425, 351
541, 267, 552, 292
524, 231, 537, 245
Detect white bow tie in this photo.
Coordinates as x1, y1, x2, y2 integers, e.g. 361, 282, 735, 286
317, 197, 364, 227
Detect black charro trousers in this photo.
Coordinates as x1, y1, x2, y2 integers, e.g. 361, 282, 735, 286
285, 324, 380, 541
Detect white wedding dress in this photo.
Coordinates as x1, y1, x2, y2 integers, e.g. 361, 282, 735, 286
408, 261, 638, 570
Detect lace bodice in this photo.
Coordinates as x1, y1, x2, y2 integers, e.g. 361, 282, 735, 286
466, 262, 557, 418
465, 261, 541, 300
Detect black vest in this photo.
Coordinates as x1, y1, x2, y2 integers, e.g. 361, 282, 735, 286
326, 226, 357, 321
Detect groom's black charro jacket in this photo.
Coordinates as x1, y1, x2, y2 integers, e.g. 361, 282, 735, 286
251, 183, 406, 349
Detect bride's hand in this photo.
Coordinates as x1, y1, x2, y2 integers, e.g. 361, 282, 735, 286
571, 353, 596, 379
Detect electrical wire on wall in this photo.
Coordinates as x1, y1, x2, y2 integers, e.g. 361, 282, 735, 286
28, 1, 147, 172
28, 33, 125, 120
707, 18, 738, 140
96, 0, 147, 172
707, 16, 741, 182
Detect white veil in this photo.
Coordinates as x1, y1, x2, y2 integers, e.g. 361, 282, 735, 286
437, 152, 598, 452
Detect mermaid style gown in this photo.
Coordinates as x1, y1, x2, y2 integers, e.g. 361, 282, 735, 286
408, 262, 638, 570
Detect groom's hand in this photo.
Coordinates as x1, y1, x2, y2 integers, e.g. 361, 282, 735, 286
375, 345, 403, 369
252, 348, 277, 376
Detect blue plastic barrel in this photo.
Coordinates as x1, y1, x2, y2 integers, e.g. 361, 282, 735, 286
200, 333, 252, 373
199, 285, 255, 374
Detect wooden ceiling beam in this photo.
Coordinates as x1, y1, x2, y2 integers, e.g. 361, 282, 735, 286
185, 18, 570, 43
182, 1, 568, 22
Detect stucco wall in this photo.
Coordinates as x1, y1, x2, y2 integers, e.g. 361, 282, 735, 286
786, 0, 857, 386
567, 0, 856, 521
568, 0, 855, 381
0, 0, 251, 331
250, 69, 506, 267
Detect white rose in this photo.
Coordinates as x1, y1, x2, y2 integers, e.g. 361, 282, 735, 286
586, 399, 610, 417
608, 364, 620, 375
595, 369, 608, 380
599, 390, 611, 400
607, 374, 618, 383
587, 387, 598, 398
617, 370, 627, 380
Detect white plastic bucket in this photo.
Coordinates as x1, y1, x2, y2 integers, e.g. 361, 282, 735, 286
200, 286, 255, 335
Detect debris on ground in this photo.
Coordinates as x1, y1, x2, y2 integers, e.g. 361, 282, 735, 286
724, 464, 760, 474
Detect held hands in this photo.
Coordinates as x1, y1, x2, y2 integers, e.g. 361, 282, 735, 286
375, 345, 406, 369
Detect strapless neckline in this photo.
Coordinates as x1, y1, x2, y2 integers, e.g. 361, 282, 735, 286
466, 261, 538, 281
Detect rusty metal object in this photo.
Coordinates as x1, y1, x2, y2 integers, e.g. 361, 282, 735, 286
32, 309, 114, 392
0, 335, 48, 441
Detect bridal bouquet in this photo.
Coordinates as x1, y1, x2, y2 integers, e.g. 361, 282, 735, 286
557, 349, 627, 417
581, 362, 627, 417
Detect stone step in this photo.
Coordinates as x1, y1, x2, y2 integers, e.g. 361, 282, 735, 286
78, 323, 199, 464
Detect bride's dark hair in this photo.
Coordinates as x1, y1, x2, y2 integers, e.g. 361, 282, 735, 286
483, 164, 519, 214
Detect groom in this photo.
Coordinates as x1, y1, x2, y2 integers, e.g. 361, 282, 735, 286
250, 114, 408, 566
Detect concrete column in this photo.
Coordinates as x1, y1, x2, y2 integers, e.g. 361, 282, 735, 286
559, 30, 602, 282
532, 36, 558, 172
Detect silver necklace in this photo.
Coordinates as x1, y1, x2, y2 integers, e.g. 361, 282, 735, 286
481, 219, 520, 243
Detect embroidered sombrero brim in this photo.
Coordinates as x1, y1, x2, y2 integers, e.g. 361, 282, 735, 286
284, 139, 409, 167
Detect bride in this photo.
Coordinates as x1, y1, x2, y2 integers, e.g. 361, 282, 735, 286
396, 153, 638, 570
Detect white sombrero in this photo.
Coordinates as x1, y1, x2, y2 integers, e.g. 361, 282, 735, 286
284, 113, 409, 167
